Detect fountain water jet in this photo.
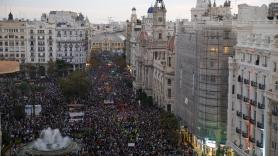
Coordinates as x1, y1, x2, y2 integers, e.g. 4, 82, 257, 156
17, 128, 79, 156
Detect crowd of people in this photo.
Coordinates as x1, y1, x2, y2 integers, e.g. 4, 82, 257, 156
0, 52, 193, 155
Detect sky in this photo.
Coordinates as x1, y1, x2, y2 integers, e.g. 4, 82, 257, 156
0, 0, 271, 23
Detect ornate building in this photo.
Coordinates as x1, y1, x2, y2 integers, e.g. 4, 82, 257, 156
0, 13, 27, 63
90, 32, 125, 53
128, 0, 176, 112
227, 3, 278, 156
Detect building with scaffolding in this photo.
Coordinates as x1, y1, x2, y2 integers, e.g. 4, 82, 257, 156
175, 0, 236, 155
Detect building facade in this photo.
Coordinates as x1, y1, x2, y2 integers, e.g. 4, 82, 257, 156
127, 0, 176, 112
0, 11, 90, 71
90, 32, 125, 54
26, 21, 56, 65
227, 3, 278, 156
175, 0, 236, 155
0, 13, 27, 63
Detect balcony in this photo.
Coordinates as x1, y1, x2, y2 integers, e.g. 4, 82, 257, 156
257, 122, 264, 129
243, 97, 249, 103
249, 137, 255, 143
249, 118, 256, 125
258, 103, 265, 109
244, 79, 250, 85
242, 132, 248, 138
257, 141, 263, 148
236, 127, 241, 134
250, 100, 257, 107
273, 110, 278, 116
236, 111, 243, 117
259, 84, 266, 90
243, 114, 249, 120
251, 81, 258, 87
237, 94, 242, 100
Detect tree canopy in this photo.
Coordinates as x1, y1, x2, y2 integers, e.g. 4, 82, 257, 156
59, 70, 91, 102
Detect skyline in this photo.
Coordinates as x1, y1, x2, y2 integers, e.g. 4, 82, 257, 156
0, 0, 271, 23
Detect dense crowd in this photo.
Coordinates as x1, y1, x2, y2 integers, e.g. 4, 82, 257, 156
0, 52, 192, 155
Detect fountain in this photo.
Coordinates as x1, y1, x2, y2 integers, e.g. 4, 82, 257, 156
17, 128, 79, 156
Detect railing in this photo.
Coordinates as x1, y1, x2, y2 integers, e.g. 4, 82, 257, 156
244, 79, 250, 85
243, 97, 249, 103
242, 132, 248, 138
249, 118, 256, 125
258, 103, 265, 109
243, 114, 249, 120
257, 141, 263, 148
249, 137, 255, 143
236, 127, 241, 134
251, 81, 257, 87
237, 94, 242, 100
259, 84, 265, 90
257, 122, 264, 129
250, 100, 257, 106
237, 111, 243, 117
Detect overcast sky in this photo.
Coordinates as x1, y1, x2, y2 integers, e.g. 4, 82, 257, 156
0, 0, 270, 23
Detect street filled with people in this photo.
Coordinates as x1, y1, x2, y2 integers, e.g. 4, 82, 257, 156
0, 52, 194, 155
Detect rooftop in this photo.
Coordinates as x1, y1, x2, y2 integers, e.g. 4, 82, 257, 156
0, 61, 20, 75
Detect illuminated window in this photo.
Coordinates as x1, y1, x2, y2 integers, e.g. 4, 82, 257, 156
210, 47, 218, 53
224, 46, 230, 54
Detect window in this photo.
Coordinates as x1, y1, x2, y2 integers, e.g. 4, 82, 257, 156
274, 62, 277, 72
168, 89, 171, 98
0, 42, 2, 46
256, 55, 260, 65
275, 81, 278, 91
224, 47, 230, 54
232, 85, 235, 94
168, 57, 172, 67
159, 33, 162, 39
168, 79, 172, 86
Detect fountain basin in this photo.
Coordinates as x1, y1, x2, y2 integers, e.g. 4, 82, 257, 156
17, 128, 80, 156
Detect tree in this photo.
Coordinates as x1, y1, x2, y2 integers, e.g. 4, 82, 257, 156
59, 70, 91, 102
47, 59, 56, 76
160, 112, 179, 145
27, 64, 37, 79
18, 81, 31, 96
56, 60, 71, 77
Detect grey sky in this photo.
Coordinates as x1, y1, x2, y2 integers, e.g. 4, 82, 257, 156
0, 0, 271, 23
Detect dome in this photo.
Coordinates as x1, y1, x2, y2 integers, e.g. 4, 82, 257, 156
132, 7, 136, 11
167, 36, 175, 52
148, 7, 154, 13
137, 31, 149, 43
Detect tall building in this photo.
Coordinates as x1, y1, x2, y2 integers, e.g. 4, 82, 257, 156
0, 11, 90, 71
126, 7, 142, 74
0, 13, 27, 63
26, 21, 56, 65
175, 0, 236, 155
50, 11, 89, 70
227, 3, 278, 156
90, 32, 125, 53
126, 0, 176, 112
